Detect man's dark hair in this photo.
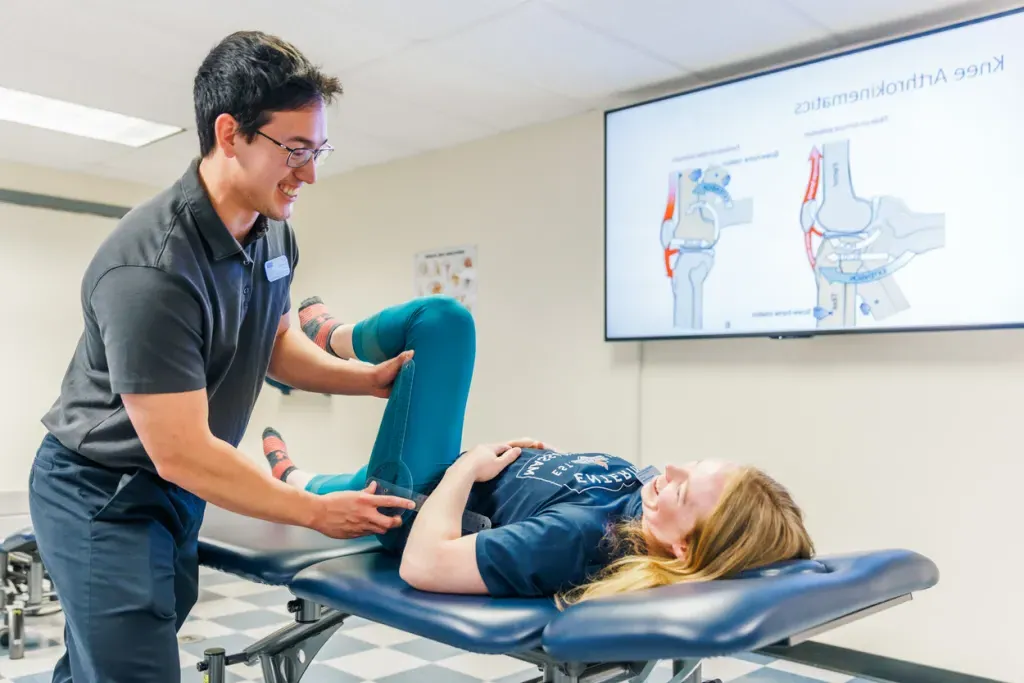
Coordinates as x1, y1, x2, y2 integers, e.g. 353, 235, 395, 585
193, 31, 343, 156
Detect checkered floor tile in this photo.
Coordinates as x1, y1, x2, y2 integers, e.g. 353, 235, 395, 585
0, 566, 878, 683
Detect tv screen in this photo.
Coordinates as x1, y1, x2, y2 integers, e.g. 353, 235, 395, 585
604, 8, 1023, 341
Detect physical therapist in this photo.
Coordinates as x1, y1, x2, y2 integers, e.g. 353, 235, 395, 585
28, 30, 415, 682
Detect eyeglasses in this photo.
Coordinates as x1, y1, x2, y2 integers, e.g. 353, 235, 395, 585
256, 130, 334, 168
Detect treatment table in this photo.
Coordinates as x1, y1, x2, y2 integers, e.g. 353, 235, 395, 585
193, 505, 940, 683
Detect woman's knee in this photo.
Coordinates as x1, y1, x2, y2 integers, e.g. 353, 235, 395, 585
417, 295, 473, 324
412, 296, 475, 340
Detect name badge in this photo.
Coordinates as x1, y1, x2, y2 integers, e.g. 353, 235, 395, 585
264, 255, 290, 282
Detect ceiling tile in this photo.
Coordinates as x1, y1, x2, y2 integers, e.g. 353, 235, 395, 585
543, 0, 835, 75
0, 50, 193, 131
326, 88, 499, 156
318, 130, 418, 176
430, 1, 683, 99
0, 0, 413, 88
145, 0, 414, 72
307, 0, 530, 42
0, 0, 198, 88
340, 44, 592, 133
781, 0, 1015, 35
7, 0, 1006, 187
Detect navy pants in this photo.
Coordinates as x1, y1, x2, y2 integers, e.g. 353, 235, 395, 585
28, 433, 205, 682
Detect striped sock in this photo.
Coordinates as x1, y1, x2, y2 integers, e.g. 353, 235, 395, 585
262, 427, 296, 482
298, 296, 343, 357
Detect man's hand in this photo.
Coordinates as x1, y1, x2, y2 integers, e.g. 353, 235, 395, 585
367, 351, 414, 398
310, 480, 416, 538
454, 443, 524, 483
269, 313, 415, 398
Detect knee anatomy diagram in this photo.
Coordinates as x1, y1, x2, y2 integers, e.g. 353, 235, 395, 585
660, 165, 754, 330
800, 139, 946, 328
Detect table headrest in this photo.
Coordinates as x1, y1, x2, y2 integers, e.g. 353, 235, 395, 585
543, 549, 939, 661
736, 558, 829, 579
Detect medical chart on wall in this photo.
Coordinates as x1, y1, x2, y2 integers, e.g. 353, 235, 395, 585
414, 245, 478, 313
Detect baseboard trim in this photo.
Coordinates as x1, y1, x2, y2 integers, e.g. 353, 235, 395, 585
760, 641, 1007, 683
0, 188, 130, 219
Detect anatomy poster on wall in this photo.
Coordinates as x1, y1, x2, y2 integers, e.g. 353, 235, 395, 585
414, 245, 478, 312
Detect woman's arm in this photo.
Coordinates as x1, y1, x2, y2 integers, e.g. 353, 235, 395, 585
399, 464, 487, 593
399, 443, 522, 594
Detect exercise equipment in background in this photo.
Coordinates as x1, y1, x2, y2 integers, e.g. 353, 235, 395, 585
1, 527, 61, 660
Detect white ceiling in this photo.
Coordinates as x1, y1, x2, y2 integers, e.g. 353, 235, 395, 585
0, 0, 1018, 188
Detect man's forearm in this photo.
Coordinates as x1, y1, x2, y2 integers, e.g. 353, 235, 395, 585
403, 465, 475, 558
159, 434, 322, 528
268, 325, 373, 395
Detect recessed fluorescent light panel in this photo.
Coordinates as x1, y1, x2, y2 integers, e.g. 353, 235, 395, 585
0, 86, 183, 147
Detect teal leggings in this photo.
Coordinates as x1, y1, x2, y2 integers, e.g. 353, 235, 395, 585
305, 296, 476, 536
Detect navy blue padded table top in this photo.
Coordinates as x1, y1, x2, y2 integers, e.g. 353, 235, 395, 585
197, 505, 381, 586
290, 552, 558, 655
542, 549, 940, 661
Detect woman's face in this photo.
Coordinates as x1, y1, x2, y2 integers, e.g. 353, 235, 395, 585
640, 460, 737, 559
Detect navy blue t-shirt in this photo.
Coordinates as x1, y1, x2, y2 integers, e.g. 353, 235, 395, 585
466, 448, 645, 598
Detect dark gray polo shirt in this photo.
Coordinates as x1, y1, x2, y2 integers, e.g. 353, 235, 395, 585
41, 157, 299, 474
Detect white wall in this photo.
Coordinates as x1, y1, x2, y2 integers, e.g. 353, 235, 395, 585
640, 331, 1022, 680
3, 110, 1018, 681
0, 162, 159, 494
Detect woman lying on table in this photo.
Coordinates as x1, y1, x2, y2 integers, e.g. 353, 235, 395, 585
261, 295, 814, 606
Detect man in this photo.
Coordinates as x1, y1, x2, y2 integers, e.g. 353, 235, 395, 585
27, 31, 415, 682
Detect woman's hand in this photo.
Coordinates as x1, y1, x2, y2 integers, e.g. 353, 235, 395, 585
454, 443, 524, 483
504, 437, 558, 451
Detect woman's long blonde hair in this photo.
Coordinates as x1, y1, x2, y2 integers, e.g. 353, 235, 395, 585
557, 465, 813, 607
